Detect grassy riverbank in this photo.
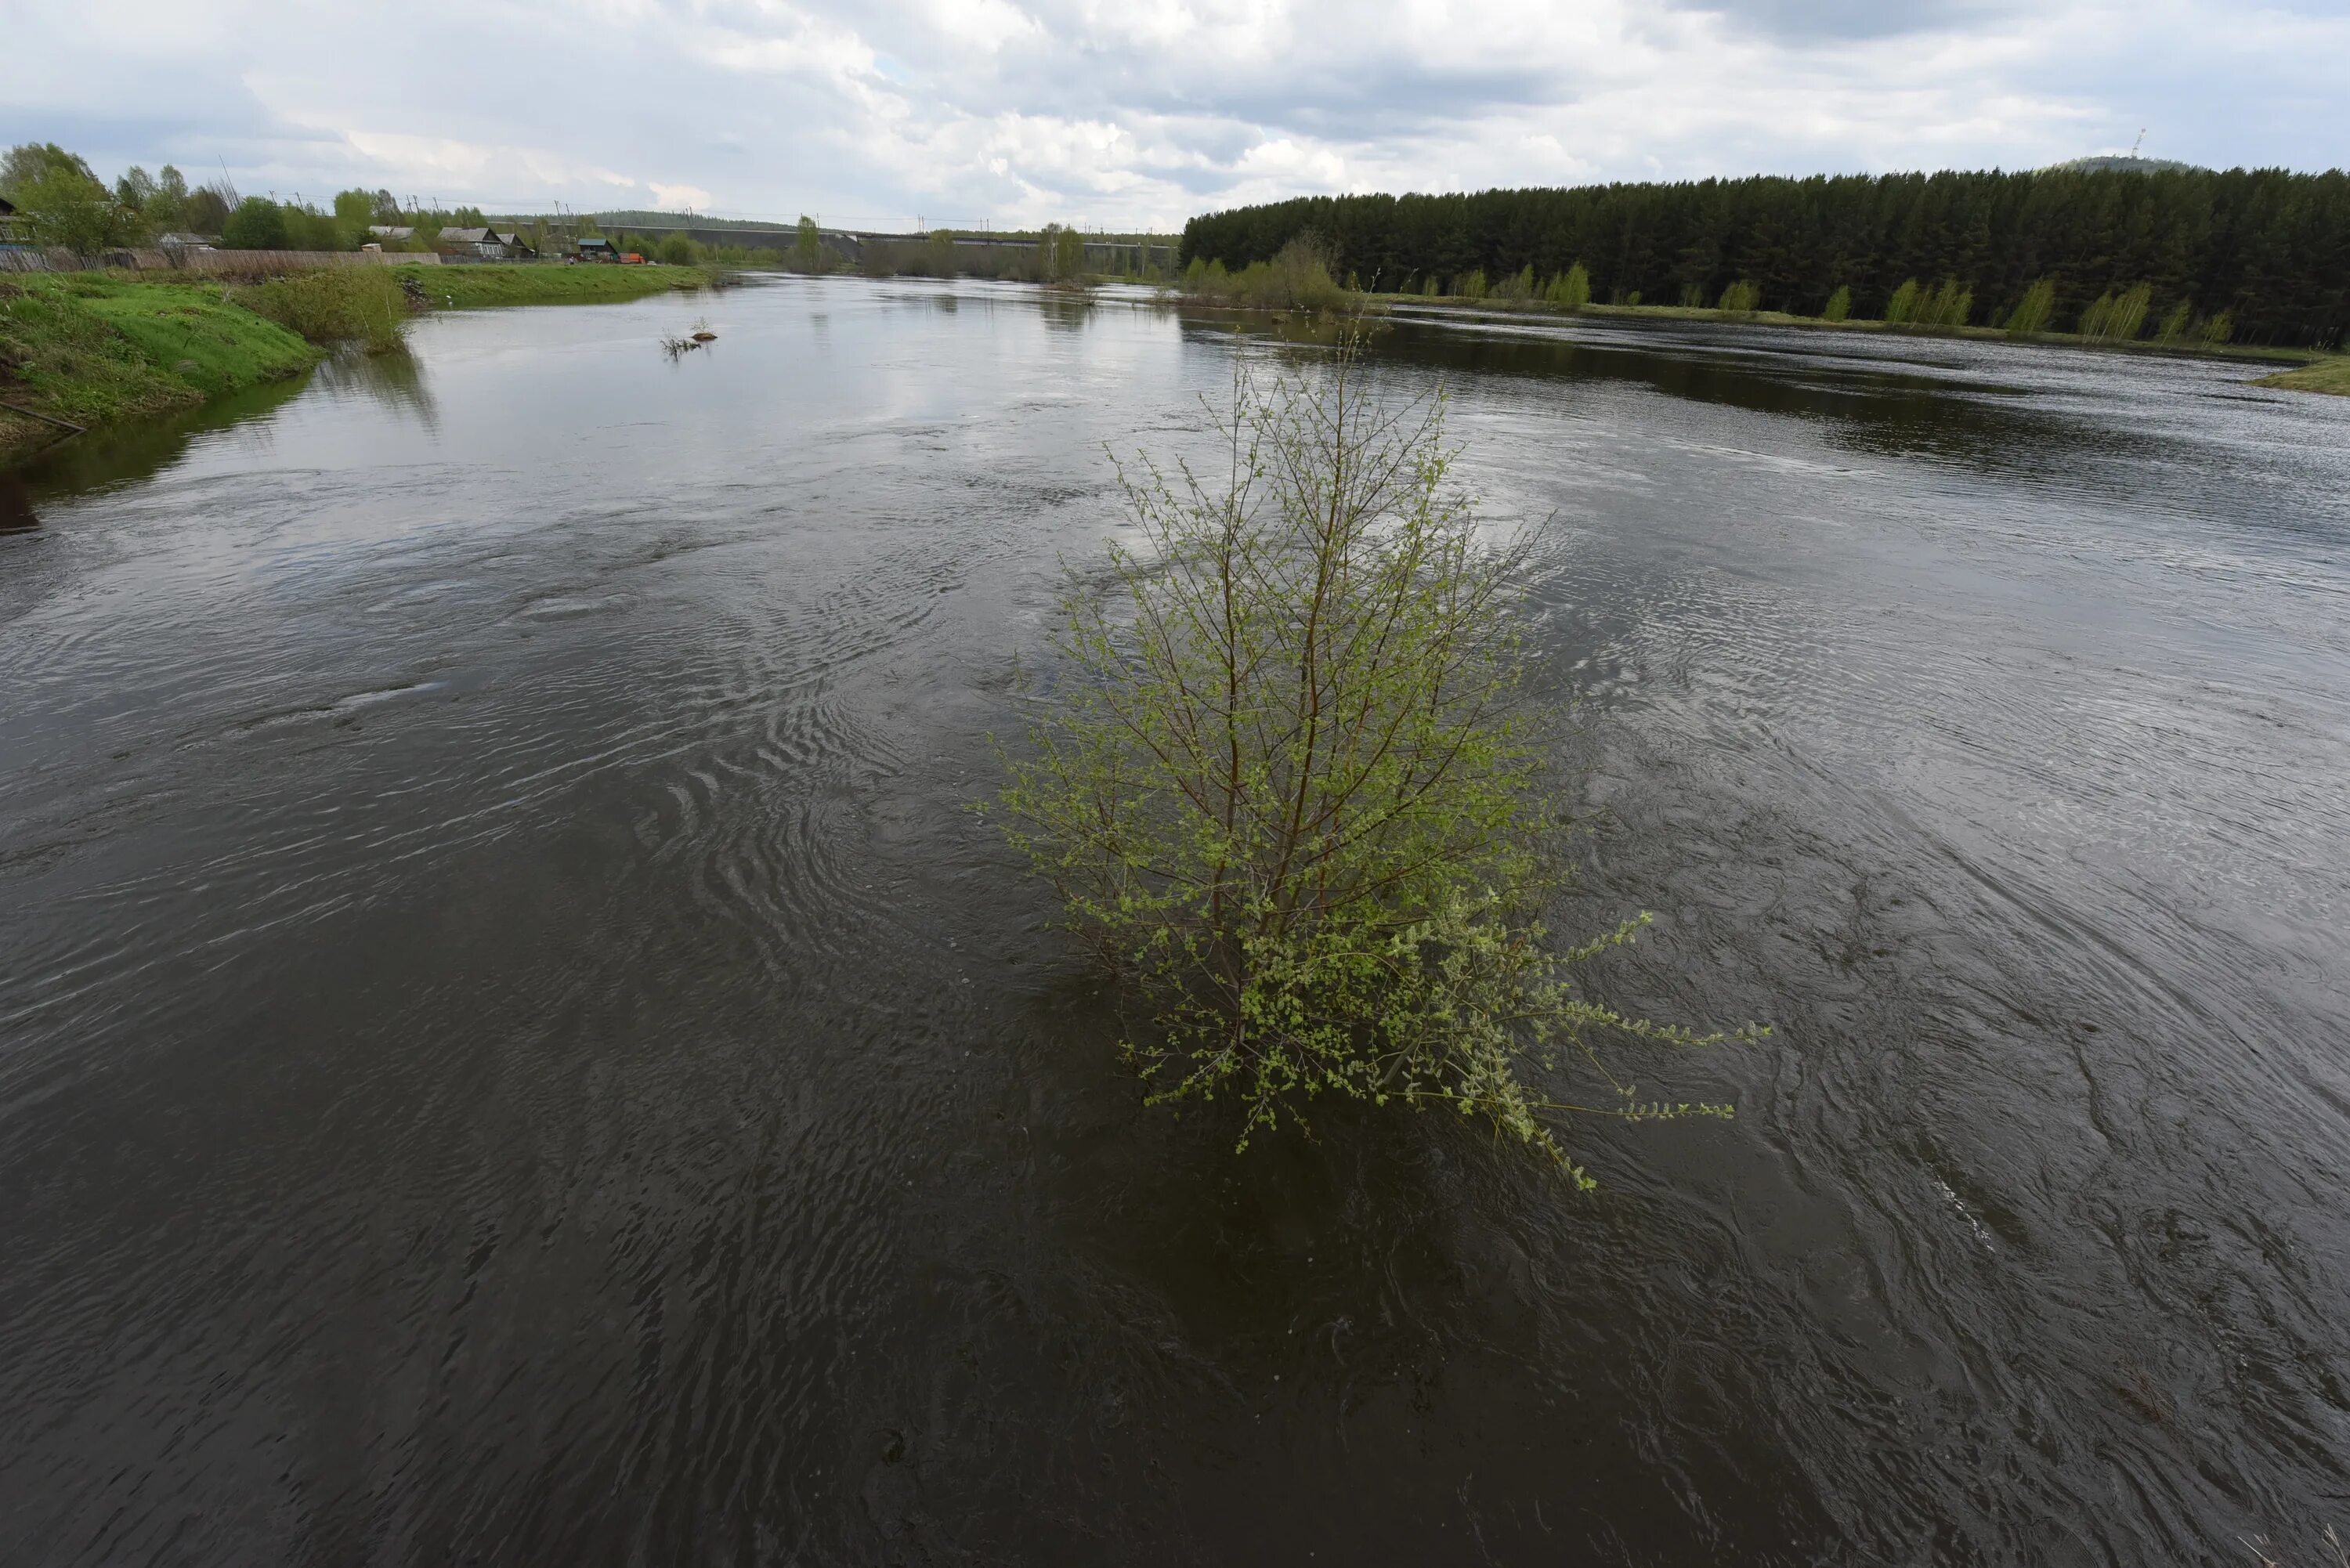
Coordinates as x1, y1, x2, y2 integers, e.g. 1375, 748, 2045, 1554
2, 263, 734, 464
398, 263, 728, 308
0, 274, 320, 461
2255, 356, 2350, 395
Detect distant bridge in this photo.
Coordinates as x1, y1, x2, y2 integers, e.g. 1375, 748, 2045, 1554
595, 222, 1174, 269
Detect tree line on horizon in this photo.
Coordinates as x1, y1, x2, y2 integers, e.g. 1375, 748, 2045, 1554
1177, 168, 2350, 347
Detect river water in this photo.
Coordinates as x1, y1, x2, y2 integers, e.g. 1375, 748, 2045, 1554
2, 279, 2345, 1565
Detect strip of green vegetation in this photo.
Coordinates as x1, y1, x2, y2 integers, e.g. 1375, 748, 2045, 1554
2256, 356, 2350, 396
1, 262, 732, 464
398, 263, 726, 309
0, 273, 319, 462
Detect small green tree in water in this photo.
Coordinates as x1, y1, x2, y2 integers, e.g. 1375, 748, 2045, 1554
993, 337, 1755, 1184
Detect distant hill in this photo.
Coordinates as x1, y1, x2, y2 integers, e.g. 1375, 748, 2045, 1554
2049, 155, 2207, 174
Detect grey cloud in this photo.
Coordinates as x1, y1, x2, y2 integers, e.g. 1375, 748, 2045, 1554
1662, 0, 2019, 42
3, 0, 2341, 231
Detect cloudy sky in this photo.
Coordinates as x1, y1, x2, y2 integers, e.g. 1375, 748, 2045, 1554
7, 0, 2345, 231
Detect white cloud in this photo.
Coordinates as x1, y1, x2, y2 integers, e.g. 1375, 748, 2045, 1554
3, 0, 2341, 233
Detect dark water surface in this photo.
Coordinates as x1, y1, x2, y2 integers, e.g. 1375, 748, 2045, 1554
3, 280, 2346, 1565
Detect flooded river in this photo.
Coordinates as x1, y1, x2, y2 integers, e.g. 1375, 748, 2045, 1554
2, 279, 2345, 1565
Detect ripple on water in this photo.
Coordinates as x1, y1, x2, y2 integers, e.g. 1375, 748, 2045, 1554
2, 282, 2348, 1566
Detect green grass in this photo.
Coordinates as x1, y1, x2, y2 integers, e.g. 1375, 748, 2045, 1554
2257, 356, 2350, 396
1, 274, 319, 461
398, 263, 725, 308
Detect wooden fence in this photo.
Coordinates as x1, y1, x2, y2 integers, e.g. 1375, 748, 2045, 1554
0, 246, 442, 275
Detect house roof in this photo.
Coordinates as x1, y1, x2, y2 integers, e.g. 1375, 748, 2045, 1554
0, 195, 15, 215
439, 226, 493, 244
368, 224, 414, 238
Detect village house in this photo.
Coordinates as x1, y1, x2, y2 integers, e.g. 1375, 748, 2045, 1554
435, 226, 539, 261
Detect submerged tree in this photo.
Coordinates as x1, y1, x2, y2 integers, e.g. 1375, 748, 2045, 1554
992, 336, 1754, 1183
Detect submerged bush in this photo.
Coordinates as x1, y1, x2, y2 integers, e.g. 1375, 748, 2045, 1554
1180, 236, 1347, 311
992, 337, 1753, 1181
236, 267, 407, 352
1821, 285, 1852, 323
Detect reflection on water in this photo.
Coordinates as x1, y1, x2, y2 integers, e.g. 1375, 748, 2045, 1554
11, 372, 312, 499
0, 471, 35, 533
1, 278, 2346, 1567
309, 342, 441, 431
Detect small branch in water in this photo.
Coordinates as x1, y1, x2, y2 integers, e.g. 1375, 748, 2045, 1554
0, 397, 87, 434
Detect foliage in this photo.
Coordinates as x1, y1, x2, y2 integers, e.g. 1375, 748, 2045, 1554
1180, 237, 1348, 311
2006, 277, 2055, 336
5, 147, 146, 256
1491, 264, 1537, 301
2200, 310, 2233, 345
1045, 222, 1086, 280
2, 142, 96, 196
792, 214, 825, 272
2155, 298, 2195, 344
221, 197, 290, 251
1821, 285, 1852, 322
114, 165, 158, 212
1883, 278, 1922, 324
991, 337, 1752, 1180
1457, 269, 1488, 300
1545, 262, 1592, 309
1716, 279, 1760, 314
235, 267, 407, 352
114, 164, 196, 232
2080, 283, 2153, 341
1180, 167, 2350, 346
185, 185, 231, 234
1916, 278, 1973, 327
332, 189, 377, 231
